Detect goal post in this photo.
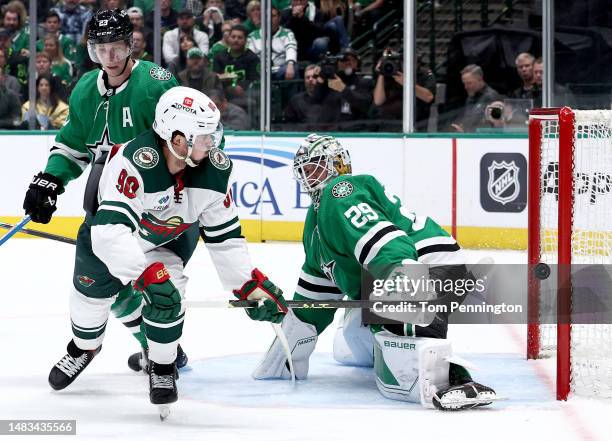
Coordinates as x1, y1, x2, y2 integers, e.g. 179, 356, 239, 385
528, 107, 612, 400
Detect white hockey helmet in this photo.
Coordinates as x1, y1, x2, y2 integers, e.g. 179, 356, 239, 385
153, 86, 223, 167
293, 134, 351, 204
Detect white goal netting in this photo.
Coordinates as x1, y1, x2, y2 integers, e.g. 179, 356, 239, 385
536, 109, 612, 397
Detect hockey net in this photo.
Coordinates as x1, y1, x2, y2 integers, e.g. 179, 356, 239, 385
528, 107, 612, 400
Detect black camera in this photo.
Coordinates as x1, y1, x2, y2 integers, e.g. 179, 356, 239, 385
379, 52, 402, 77
319, 53, 341, 80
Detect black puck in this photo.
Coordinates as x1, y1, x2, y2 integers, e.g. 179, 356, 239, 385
534, 263, 551, 280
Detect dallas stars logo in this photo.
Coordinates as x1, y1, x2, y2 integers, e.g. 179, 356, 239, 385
86, 125, 114, 158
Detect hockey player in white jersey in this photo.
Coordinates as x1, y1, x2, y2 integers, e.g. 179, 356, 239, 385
47, 87, 288, 418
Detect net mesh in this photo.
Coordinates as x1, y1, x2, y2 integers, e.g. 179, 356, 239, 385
536, 109, 612, 397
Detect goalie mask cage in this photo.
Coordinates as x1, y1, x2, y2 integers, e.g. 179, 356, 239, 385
528, 107, 612, 400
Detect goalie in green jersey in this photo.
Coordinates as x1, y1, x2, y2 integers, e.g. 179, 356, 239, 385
22, 9, 190, 373
252, 134, 499, 410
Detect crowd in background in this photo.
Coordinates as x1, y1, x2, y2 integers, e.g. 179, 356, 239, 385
0, 0, 408, 131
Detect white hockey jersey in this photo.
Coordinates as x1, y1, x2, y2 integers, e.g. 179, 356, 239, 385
89, 128, 252, 289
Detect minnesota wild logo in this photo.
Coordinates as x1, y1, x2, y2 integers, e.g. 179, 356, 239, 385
133, 147, 159, 169
209, 148, 230, 170
77, 275, 95, 287
149, 67, 172, 81
139, 213, 193, 245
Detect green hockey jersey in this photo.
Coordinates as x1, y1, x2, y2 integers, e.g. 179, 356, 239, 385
89, 128, 252, 289
293, 174, 465, 333
44, 60, 179, 186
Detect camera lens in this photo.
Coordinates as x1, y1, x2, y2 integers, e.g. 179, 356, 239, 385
490, 107, 502, 119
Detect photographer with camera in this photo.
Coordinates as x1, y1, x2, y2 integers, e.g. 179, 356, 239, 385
451, 64, 503, 133
324, 48, 373, 121
373, 48, 435, 131
284, 64, 343, 129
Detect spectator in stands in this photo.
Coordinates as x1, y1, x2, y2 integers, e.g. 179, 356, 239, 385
3, 1, 29, 56
326, 47, 373, 121
284, 64, 342, 128
0, 74, 20, 128
0, 28, 28, 97
43, 35, 74, 92
281, 0, 330, 62
213, 24, 260, 108
0, 47, 21, 100
534, 57, 543, 86
225, 0, 248, 21
247, 6, 297, 80
167, 34, 197, 75
452, 64, 503, 132
511, 52, 540, 104
132, 30, 153, 62
145, 0, 179, 34
208, 20, 233, 63
178, 47, 221, 93
52, 0, 93, 45
351, 0, 387, 35
185, 0, 206, 17
38, 11, 77, 63
163, 9, 210, 65
100, 0, 126, 9
21, 74, 69, 130
243, 1, 261, 34
320, 0, 350, 50
209, 87, 250, 130
127, 6, 154, 54
197, 0, 225, 44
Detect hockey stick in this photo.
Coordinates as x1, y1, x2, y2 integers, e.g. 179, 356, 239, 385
0, 216, 31, 247
186, 299, 430, 309
0, 221, 76, 245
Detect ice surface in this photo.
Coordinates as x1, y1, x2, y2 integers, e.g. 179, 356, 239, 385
0, 240, 609, 441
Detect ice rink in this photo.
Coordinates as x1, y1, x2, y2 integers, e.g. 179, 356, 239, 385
1, 239, 610, 441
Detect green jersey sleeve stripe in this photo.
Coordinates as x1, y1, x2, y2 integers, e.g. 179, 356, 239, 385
54, 142, 91, 160
203, 220, 241, 237
98, 201, 141, 227
362, 229, 407, 266
49, 149, 88, 171
354, 221, 396, 263
202, 216, 240, 232
201, 227, 242, 243
299, 271, 338, 288
94, 209, 138, 232
295, 285, 344, 300
414, 236, 457, 251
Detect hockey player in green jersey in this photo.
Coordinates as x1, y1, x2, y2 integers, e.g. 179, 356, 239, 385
252, 134, 498, 410
22, 9, 190, 370
47, 87, 287, 417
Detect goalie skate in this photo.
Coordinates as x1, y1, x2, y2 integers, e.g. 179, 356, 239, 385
48, 340, 101, 391
432, 381, 499, 411
149, 361, 177, 421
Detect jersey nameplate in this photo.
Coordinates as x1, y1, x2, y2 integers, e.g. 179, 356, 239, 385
209, 148, 230, 170
149, 67, 172, 81
331, 181, 353, 198
133, 147, 159, 169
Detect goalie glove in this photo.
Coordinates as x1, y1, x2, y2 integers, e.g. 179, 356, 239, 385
134, 262, 182, 321
233, 268, 288, 323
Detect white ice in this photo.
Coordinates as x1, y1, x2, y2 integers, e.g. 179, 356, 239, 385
0, 240, 610, 441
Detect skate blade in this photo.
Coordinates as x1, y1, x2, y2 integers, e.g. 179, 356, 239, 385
158, 405, 171, 421
434, 392, 506, 411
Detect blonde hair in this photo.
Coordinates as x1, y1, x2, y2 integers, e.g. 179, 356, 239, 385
44, 34, 68, 65
319, 0, 345, 18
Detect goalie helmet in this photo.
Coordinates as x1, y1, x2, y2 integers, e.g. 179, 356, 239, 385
153, 86, 223, 167
87, 9, 133, 64
293, 134, 351, 205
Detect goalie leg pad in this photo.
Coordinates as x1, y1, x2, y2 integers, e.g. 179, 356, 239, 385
333, 309, 374, 367
252, 310, 317, 380
373, 331, 451, 408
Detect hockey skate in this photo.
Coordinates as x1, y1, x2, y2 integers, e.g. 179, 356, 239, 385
48, 340, 101, 391
128, 344, 187, 374
149, 361, 178, 421
432, 381, 498, 411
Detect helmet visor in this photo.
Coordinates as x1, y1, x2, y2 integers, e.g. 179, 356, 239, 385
88, 40, 131, 65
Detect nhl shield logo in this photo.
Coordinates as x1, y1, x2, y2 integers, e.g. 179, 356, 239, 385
487, 161, 520, 205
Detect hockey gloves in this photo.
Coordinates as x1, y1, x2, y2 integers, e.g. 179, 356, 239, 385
134, 262, 182, 321
234, 268, 288, 323
23, 172, 63, 224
